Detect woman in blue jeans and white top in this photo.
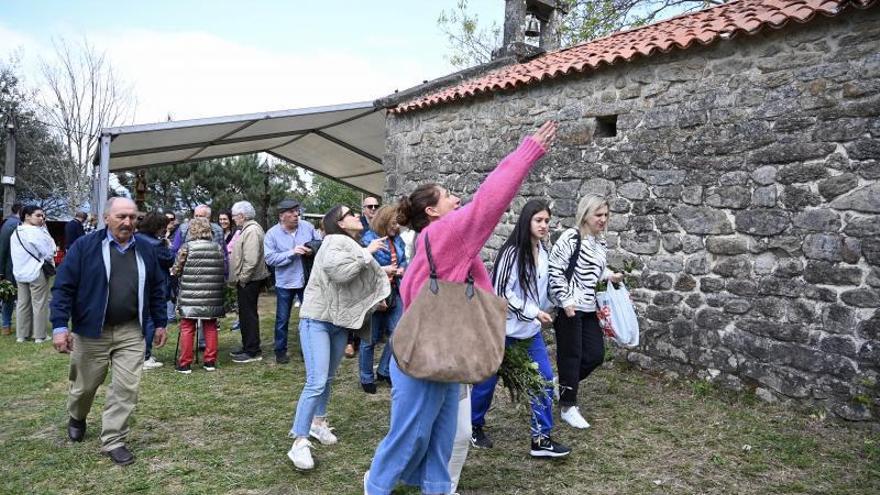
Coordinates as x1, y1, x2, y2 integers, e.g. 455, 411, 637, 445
548, 194, 623, 430
469, 199, 571, 458
359, 205, 407, 394
287, 204, 390, 470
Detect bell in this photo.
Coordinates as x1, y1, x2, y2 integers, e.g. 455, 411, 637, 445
524, 15, 541, 37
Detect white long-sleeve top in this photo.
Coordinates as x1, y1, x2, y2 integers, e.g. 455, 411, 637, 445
548, 228, 612, 313
492, 243, 551, 339
11, 224, 56, 283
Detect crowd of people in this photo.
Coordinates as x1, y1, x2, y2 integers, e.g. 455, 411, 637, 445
1, 120, 629, 494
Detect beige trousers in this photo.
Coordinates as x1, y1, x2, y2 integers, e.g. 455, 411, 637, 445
16, 271, 50, 340
67, 320, 145, 451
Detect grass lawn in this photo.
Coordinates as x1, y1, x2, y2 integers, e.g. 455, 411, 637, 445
0, 293, 878, 494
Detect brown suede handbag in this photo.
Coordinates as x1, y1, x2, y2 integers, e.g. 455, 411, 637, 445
391, 233, 507, 384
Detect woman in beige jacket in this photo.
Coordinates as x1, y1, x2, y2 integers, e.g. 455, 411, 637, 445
287, 204, 390, 471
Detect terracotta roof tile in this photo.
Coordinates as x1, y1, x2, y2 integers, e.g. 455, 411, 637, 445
390, 0, 876, 113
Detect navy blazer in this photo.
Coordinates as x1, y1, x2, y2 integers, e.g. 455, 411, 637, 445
50, 228, 169, 337
64, 219, 85, 250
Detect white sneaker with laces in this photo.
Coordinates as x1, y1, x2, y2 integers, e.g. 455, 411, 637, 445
16, 338, 25, 343
287, 439, 315, 470
143, 357, 164, 370
34, 338, 47, 343
309, 422, 338, 445
560, 406, 591, 429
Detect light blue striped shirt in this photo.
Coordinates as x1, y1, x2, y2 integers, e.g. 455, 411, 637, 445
263, 221, 320, 289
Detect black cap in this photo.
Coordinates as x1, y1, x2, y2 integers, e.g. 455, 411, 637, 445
277, 199, 301, 212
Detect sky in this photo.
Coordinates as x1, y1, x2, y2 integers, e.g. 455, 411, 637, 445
0, 0, 504, 124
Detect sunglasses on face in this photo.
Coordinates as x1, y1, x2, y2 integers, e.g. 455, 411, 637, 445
363, 204, 379, 210
338, 210, 357, 222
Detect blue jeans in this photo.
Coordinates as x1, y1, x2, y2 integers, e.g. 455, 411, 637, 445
289, 318, 348, 437
471, 334, 554, 438
1, 297, 15, 328
367, 360, 459, 495
274, 287, 304, 356
359, 293, 402, 384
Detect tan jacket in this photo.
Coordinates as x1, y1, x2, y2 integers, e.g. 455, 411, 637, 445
229, 220, 269, 285
300, 234, 390, 330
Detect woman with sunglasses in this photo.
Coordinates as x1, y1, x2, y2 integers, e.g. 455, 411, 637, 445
287, 205, 390, 471
366, 121, 557, 495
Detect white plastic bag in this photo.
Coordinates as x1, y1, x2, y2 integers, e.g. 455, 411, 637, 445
595, 282, 640, 348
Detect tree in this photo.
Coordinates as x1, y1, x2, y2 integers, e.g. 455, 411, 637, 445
438, 0, 725, 69
0, 59, 76, 218
301, 175, 363, 219
39, 38, 135, 214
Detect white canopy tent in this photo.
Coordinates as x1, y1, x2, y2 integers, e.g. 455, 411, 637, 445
93, 101, 385, 221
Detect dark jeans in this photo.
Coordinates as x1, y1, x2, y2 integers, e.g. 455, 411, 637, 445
553, 310, 604, 407
274, 287, 304, 356
144, 316, 155, 359
237, 280, 264, 356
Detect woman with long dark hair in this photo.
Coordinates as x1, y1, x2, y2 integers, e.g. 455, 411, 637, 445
11, 205, 55, 343
469, 199, 570, 458
365, 121, 557, 495
287, 204, 389, 471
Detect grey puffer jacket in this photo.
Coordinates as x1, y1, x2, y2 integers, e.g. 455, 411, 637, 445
177, 240, 226, 319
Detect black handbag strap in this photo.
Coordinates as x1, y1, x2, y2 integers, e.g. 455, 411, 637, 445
563, 229, 582, 282
15, 228, 45, 264
423, 232, 475, 299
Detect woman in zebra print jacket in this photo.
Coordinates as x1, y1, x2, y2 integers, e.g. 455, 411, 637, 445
547, 194, 623, 430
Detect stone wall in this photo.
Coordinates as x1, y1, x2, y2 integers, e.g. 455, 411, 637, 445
381, 11, 880, 420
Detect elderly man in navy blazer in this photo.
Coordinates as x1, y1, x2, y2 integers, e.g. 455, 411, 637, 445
51, 197, 168, 466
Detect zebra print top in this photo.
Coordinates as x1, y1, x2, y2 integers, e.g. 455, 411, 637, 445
548, 228, 612, 312
491, 243, 551, 339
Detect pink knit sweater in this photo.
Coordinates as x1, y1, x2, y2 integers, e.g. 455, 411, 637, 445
400, 137, 547, 309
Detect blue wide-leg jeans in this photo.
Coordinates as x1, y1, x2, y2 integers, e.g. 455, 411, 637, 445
359, 293, 403, 384
289, 318, 348, 437
367, 359, 459, 495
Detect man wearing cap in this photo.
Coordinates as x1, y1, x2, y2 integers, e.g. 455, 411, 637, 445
264, 199, 320, 364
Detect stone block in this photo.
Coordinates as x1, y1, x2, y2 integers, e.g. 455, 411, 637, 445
685, 293, 704, 308
841, 288, 880, 307
863, 238, 880, 264
724, 298, 751, 314
674, 274, 697, 291
819, 173, 859, 201
754, 297, 787, 318
609, 197, 631, 213
618, 181, 649, 200
548, 179, 581, 199
752, 185, 778, 207
777, 162, 830, 184
819, 334, 859, 357
607, 214, 629, 232
630, 216, 655, 232
814, 119, 867, 142
642, 272, 673, 291
754, 252, 777, 275
792, 208, 842, 232
844, 216, 880, 237
672, 206, 733, 234
648, 254, 684, 273
580, 178, 616, 198
727, 279, 759, 296
633, 169, 687, 185
654, 185, 683, 199
855, 160, 880, 180
700, 277, 725, 293
653, 292, 683, 306
712, 255, 752, 278
805, 284, 839, 302
735, 209, 790, 236
661, 233, 682, 252
631, 199, 672, 215
681, 186, 703, 205
705, 292, 731, 307
842, 237, 862, 264
705, 186, 752, 209
846, 139, 880, 160
781, 185, 822, 209
802, 233, 847, 262
752, 142, 835, 165
830, 183, 880, 213
858, 340, 880, 363
620, 231, 660, 254
686, 253, 711, 275
857, 311, 880, 341
736, 318, 809, 343
803, 260, 863, 285
751, 165, 777, 185
655, 215, 681, 233
868, 267, 880, 287
757, 277, 806, 298
695, 308, 731, 329
706, 236, 749, 255
681, 235, 703, 253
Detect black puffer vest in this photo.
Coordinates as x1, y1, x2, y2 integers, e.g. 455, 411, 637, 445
177, 240, 225, 319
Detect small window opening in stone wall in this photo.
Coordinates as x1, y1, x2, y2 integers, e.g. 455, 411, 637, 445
595, 115, 618, 138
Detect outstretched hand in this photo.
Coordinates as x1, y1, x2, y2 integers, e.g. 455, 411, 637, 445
531, 121, 557, 151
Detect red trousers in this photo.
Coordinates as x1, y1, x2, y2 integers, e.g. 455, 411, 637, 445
178, 318, 218, 367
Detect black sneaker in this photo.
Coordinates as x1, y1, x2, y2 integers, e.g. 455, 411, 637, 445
231, 352, 262, 363
471, 425, 493, 449
376, 373, 393, 387
175, 364, 192, 375
275, 353, 290, 364
530, 436, 571, 458
228, 347, 244, 356
361, 382, 377, 394
203, 361, 216, 372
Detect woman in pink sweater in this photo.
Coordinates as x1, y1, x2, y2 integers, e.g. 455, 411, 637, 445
365, 121, 557, 495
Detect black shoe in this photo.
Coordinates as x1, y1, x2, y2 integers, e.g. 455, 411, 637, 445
231, 352, 262, 363
228, 347, 244, 357
530, 436, 571, 458
175, 364, 192, 374
203, 361, 216, 372
105, 445, 135, 466
67, 417, 86, 442
361, 382, 377, 394
275, 353, 290, 364
376, 373, 392, 387
471, 425, 493, 449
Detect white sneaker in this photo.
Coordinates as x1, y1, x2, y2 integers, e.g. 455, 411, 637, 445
309, 422, 338, 445
16, 338, 24, 343
34, 338, 47, 344
287, 439, 315, 470
143, 357, 164, 370
363, 470, 369, 495
560, 406, 591, 429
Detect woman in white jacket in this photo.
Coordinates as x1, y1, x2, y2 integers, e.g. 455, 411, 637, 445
11, 205, 56, 343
